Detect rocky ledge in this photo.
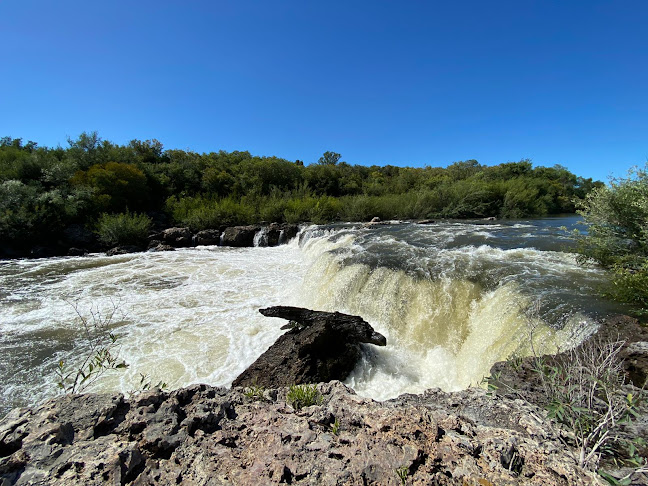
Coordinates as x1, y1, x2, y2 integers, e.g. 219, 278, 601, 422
0, 382, 604, 485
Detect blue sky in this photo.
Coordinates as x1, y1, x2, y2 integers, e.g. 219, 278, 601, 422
1, 1, 646, 182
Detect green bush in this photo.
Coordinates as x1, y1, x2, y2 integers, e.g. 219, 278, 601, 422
96, 211, 152, 247
574, 165, 648, 313
286, 384, 321, 410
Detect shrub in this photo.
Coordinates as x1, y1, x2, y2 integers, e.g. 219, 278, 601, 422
286, 384, 321, 410
574, 164, 648, 313
96, 211, 151, 247
55, 300, 128, 394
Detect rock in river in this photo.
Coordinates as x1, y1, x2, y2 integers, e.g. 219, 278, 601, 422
232, 306, 387, 388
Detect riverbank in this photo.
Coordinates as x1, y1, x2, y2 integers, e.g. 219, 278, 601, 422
0, 222, 302, 260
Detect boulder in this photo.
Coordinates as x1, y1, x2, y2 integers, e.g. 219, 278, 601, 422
281, 223, 299, 243
0, 383, 605, 485
194, 229, 220, 246
221, 225, 260, 247
364, 217, 386, 227
147, 244, 175, 252
161, 227, 193, 247
67, 247, 88, 257
106, 245, 143, 256
265, 223, 283, 247
232, 306, 386, 388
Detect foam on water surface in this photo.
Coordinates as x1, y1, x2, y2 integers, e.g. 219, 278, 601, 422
0, 217, 621, 416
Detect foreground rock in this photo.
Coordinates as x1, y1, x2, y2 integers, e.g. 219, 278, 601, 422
233, 306, 386, 388
0, 382, 603, 485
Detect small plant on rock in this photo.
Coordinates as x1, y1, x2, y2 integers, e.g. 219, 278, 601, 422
55, 300, 129, 394
331, 417, 340, 435
244, 384, 266, 401
395, 465, 409, 485
286, 384, 321, 410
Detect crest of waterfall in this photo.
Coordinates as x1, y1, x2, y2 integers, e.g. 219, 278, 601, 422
0, 216, 618, 416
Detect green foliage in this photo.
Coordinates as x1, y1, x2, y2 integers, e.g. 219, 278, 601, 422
55, 300, 129, 394
0, 133, 601, 251
133, 372, 168, 394
243, 384, 266, 401
318, 151, 341, 166
574, 165, 648, 313
395, 465, 409, 484
72, 161, 150, 212
331, 417, 340, 435
499, 339, 646, 476
96, 211, 152, 247
286, 384, 321, 410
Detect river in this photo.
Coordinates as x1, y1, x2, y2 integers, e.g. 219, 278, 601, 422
0, 216, 624, 417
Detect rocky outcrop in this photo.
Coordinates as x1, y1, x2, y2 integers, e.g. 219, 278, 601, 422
194, 229, 221, 246
0, 382, 604, 485
221, 225, 260, 247
161, 227, 193, 247
233, 307, 386, 388
105, 245, 144, 256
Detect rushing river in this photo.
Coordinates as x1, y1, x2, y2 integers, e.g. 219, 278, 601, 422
0, 216, 624, 417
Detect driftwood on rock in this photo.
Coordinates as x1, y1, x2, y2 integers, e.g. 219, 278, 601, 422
232, 306, 386, 388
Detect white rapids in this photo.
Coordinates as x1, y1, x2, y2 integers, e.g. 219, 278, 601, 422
0, 217, 617, 416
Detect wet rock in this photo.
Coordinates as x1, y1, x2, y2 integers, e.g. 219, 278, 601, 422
0, 383, 604, 485
161, 227, 193, 248
106, 245, 143, 256
147, 244, 175, 252
194, 229, 220, 246
221, 225, 260, 247
266, 223, 282, 247
364, 217, 387, 227
417, 219, 436, 225
232, 306, 386, 388
280, 223, 299, 243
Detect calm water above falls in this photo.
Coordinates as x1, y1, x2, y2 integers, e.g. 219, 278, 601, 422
0, 216, 624, 417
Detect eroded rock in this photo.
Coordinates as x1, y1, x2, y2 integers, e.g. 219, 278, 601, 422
232, 306, 386, 388
221, 225, 260, 247
0, 383, 604, 485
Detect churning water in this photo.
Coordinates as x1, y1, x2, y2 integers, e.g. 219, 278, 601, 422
0, 216, 623, 417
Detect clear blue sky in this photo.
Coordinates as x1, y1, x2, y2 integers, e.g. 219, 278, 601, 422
1, 1, 646, 182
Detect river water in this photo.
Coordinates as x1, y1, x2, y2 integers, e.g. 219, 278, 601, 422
0, 216, 623, 417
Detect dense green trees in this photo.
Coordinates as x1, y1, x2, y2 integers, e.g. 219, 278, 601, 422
0, 132, 602, 253
574, 165, 648, 312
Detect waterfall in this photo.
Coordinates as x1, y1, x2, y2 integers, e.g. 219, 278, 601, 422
0, 217, 613, 415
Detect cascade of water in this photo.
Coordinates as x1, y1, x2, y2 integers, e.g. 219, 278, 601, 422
0, 218, 615, 416
253, 227, 269, 247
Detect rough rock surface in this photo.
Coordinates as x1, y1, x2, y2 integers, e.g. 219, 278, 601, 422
221, 225, 261, 247
194, 229, 221, 246
161, 227, 193, 247
106, 245, 144, 256
232, 306, 386, 388
0, 382, 604, 485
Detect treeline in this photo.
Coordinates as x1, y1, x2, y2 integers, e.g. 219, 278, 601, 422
0, 132, 601, 250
